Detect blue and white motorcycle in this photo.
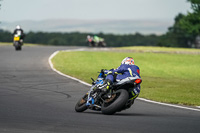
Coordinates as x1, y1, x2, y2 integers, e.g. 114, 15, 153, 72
75, 69, 142, 115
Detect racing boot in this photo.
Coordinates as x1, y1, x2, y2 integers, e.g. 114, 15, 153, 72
98, 79, 112, 93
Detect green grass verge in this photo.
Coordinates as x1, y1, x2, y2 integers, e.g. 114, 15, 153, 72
117, 46, 200, 54
0, 42, 13, 46
0, 42, 44, 46
51, 48, 200, 106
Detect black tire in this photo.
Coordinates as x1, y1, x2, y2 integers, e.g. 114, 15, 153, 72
18, 46, 22, 50
101, 89, 129, 115
15, 46, 21, 51
15, 46, 20, 51
75, 94, 88, 112
14, 42, 19, 51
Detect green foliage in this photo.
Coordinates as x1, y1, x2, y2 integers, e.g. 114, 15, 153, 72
0, 29, 161, 47
159, 13, 193, 48
0, 29, 12, 42
1, 0, 200, 48
161, 0, 200, 48
2, 0, 200, 50
188, 0, 200, 13
178, 0, 200, 36
179, 11, 200, 35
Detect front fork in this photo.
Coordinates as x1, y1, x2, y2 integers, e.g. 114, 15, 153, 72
86, 85, 102, 109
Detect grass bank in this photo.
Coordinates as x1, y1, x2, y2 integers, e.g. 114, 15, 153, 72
51, 47, 200, 106
0, 42, 43, 46
117, 46, 200, 53
0, 42, 13, 46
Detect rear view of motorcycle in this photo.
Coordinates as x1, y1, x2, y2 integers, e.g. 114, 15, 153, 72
13, 31, 23, 51
75, 69, 142, 115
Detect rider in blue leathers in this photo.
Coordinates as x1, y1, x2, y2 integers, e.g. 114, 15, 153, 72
98, 57, 141, 100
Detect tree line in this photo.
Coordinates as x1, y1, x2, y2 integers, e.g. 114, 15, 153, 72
160, 0, 200, 48
0, 30, 163, 47
0, 0, 199, 48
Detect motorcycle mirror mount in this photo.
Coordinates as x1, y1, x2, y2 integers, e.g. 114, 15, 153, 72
91, 78, 95, 81
91, 78, 95, 85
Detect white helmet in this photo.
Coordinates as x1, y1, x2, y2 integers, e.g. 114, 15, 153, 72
121, 57, 135, 65
87, 35, 91, 39
16, 25, 21, 29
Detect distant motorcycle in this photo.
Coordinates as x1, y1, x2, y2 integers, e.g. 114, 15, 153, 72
86, 36, 106, 47
87, 40, 106, 47
87, 37, 95, 47
13, 32, 23, 51
75, 69, 142, 115
97, 40, 106, 47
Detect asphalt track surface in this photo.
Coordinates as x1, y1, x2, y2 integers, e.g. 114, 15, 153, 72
0, 45, 200, 133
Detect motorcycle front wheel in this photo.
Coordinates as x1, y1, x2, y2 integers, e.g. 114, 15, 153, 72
75, 94, 88, 112
101, 89, 129, 115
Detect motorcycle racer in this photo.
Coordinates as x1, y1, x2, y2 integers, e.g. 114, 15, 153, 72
75, 57, 142, 114
98, 57, 141, 101
13, 25, 25, 44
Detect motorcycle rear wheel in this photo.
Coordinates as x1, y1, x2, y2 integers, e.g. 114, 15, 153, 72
75, 94, 88, 112
14, 44, 22, 51
101, 89, 128, 115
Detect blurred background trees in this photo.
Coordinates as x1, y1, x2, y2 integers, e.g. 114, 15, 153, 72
160, 0, 200, 48
0, 0, 200, 48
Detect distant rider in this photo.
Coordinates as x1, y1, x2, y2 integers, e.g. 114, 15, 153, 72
87, 35, 95, 47
13, 25, 25, 44
93, 35, 100, 44
93, 35, 105, 47
98, 57, 141, 100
